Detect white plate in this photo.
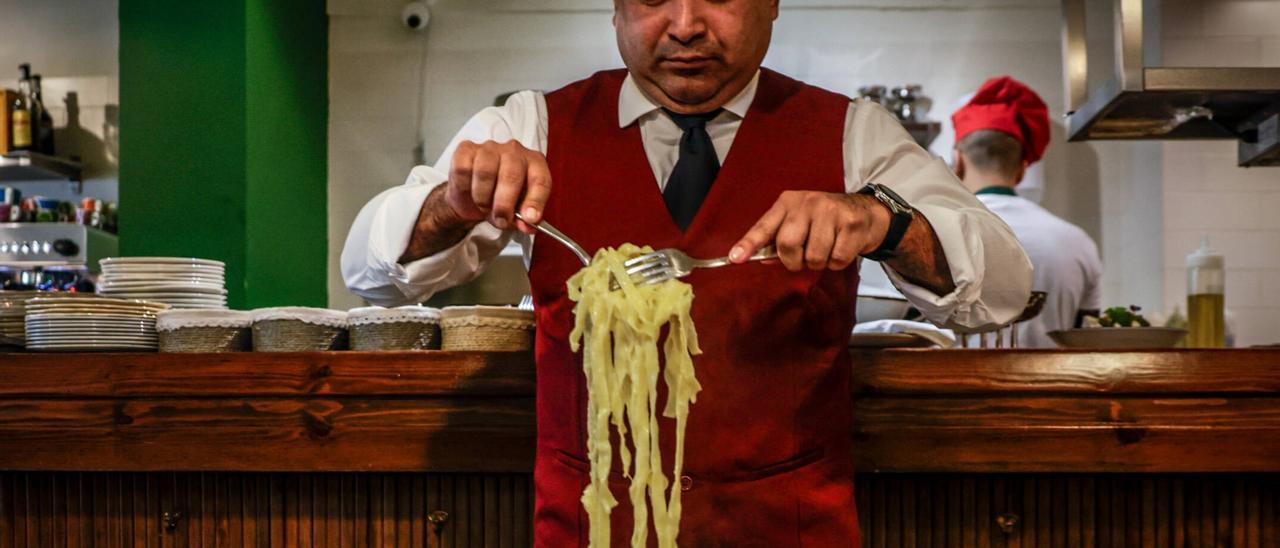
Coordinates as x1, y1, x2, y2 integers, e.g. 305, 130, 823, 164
100, 272, 225, 280
25, 320, 154, 328
25, 303, 167, 312
103, 292, 227, 298
101, 271, 225, 278
131, 302, 227, 309
28, 296, 169, 307
99, 290, 228, 298
26, 331, 155, 338
102, 265, 225, 274
27, 314, 159, 323
27, 332, 155, 340
26, 299, 168, 309
26, 320, 153, 329
101, 257, 225, 267
26, 324, 156, 332
28, 338, 158, 345
101, 282, 225, 290
104, 300, 227, 307
25, 310, 163, 319
27, 343, 157, 351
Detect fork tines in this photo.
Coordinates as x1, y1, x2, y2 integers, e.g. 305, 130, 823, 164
623, 252, 668, 269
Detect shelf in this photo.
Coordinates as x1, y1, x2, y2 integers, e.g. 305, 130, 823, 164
902, 120, 942, 149
0, 151, 82, 183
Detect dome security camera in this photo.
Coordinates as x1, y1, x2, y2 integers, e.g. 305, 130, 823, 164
402, 2, 430, 31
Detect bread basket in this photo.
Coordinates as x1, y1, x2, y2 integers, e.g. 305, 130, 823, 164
156, 309, 253, 352
347, 306, 442, 351
250, 307, 349, 352
439, 306, 534, 351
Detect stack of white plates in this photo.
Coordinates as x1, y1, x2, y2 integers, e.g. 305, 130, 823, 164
0, 291, 38, 346
97, 257, 228, 309
24, 296, 170, 351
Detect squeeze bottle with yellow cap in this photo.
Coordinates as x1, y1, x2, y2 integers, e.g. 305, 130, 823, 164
1186, 236, 1225, 348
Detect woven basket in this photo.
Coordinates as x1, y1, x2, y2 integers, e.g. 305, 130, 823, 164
250, 307, 349, 352
439, 306, 534, 352
348, 306, 442, 351
252, 320, 348, 352
160, 326, 252, 353
350, 322, 440, 351
156, 309, 252, 353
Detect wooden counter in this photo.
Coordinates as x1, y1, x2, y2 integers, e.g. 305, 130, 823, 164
0, 350, 1277, 546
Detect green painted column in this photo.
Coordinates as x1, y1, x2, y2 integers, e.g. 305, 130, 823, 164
119, 0, 327, 309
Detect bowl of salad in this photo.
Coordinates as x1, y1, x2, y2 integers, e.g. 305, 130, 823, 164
1048, 306, 1188, 349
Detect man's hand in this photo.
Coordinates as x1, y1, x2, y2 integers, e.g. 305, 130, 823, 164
729, 191, 890, 272
400, 140, 552, 264
445, 140, 552, 233
728, 190, 957, 295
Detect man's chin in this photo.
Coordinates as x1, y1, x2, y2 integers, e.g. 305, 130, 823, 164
655, 74, 725, 109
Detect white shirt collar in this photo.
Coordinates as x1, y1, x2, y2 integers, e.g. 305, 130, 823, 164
617, 70, 760, 128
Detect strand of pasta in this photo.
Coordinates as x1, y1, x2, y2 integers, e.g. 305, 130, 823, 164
568, 244, 702, 548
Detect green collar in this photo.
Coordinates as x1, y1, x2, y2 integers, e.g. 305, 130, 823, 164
975, 186, 1017, 197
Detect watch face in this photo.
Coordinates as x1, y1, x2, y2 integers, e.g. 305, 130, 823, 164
877, 186, 912, 214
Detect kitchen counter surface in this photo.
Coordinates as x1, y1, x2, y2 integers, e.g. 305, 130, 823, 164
1, 349, 1276, 474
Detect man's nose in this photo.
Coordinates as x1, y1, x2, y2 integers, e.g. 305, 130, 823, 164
666, 0, 708, 45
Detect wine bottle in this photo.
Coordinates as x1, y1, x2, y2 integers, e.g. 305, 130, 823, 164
10, 64, 33, 151
31, 74, 55, 155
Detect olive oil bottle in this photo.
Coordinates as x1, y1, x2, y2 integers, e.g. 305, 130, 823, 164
1185, 237, 1224, 348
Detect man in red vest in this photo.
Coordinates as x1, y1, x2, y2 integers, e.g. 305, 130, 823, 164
344, 1, 1032, 545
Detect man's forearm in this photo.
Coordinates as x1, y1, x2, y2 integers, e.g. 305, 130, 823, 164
398, 185, 480, 264
883, 212, 956, 296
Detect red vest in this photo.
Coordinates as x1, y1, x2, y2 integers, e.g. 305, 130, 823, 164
530, 68, 860, 547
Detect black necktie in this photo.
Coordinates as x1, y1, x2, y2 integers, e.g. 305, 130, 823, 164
662, 108, 722, 230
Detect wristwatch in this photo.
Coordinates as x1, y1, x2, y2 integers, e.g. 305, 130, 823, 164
855, 183, 914, 261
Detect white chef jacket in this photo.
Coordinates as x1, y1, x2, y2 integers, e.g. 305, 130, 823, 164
977, 191, 1103, 347
341, 71, 1033, 330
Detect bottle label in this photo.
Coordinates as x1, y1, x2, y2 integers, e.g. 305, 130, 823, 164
12, 110, 32, 148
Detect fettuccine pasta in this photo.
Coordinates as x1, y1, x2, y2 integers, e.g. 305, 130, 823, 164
567, 244, 702, 548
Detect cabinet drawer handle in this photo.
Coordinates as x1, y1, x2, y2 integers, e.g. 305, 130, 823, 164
162, 511, 183, 532
996, 513, 1019, 534
428, 510, 450, 535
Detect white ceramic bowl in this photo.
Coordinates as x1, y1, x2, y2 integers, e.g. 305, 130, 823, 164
1048, 327, 1188, 349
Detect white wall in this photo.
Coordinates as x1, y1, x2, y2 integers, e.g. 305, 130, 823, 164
326, 0, 1169, 317
0, 0, 119, 202
1161, 0, 1280, 347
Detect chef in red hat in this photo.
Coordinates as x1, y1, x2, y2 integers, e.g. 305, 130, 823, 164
952, 76, 1103, 347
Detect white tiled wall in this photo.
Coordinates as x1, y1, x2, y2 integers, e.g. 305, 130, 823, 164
326, 0, 1168, 316
1161, 0, 1280, 347
0, 0, 119, 201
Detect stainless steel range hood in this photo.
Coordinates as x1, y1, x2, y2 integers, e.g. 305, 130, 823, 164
1062, 0, 1280, 166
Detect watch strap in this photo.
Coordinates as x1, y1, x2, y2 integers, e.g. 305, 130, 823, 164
856, 184, 914, 261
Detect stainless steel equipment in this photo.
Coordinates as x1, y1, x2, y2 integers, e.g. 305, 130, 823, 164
0, 223, 117, 291
1061, 0, 1280, 167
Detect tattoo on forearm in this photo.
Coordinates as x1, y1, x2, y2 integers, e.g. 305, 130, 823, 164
398, 185, 480, 265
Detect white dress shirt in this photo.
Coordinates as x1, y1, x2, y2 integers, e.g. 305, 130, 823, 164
977, 193, 1103, 346
342, 71, 1033, 329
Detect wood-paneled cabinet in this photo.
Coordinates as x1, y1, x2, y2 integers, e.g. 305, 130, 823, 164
4, 472, 1278, 547
0, 472, 532, 547
1, 350, 1278, 546
856, 474, 1280, 548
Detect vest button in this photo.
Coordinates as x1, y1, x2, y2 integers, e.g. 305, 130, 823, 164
679, 476, 693, 492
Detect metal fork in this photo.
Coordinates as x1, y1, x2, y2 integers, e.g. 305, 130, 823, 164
619, 245, 778, 288
514, 213, 591, 266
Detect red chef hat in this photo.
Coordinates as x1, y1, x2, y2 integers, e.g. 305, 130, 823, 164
952, 76, 1051, 165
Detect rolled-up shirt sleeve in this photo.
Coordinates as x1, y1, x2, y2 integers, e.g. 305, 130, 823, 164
340, 91, 545, 307
844, 101, 1033, 330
